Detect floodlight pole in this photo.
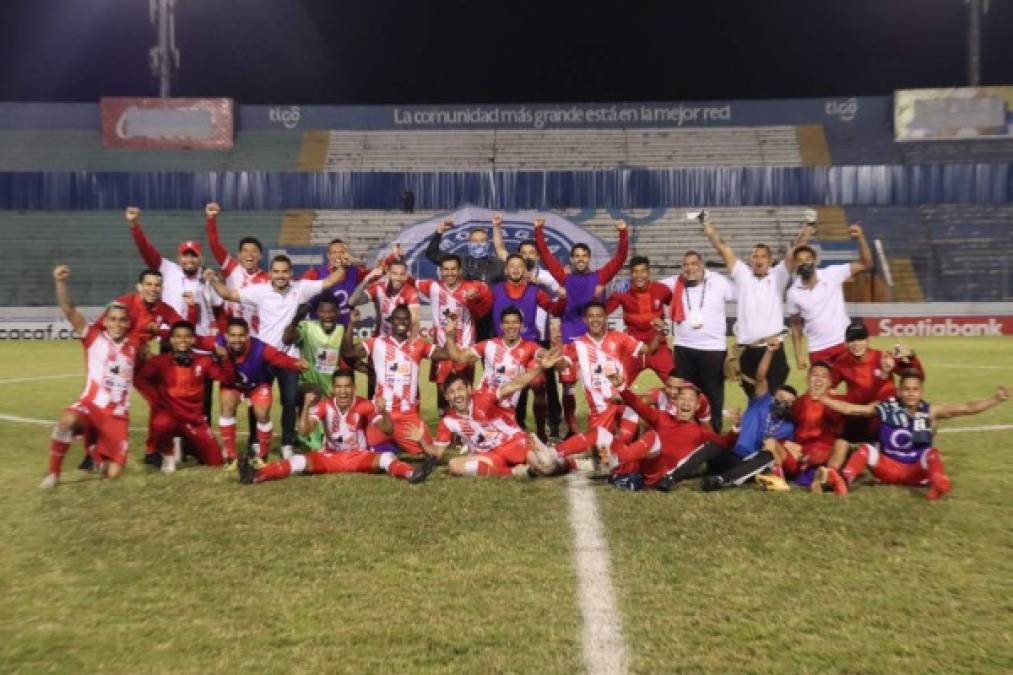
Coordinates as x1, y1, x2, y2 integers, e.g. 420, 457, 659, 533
966, 0, 988, 87
149, 0, 180, 98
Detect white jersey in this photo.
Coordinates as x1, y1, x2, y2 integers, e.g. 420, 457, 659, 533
417, 279, 485, 349
309, 397, 377, 452
158, 259, 219, 337
77, 323, 138, 418
221, 257, 269, 335
786, 263, 853, 352
472, 338, 540, 409
435, 392, 523, 454
564, 331, 642, 415
363, 336, 434, 412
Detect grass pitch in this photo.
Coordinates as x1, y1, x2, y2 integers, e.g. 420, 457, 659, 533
1, 337, 1011, 673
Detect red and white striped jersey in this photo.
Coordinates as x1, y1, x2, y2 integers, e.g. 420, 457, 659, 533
363, 336, 435, 412
366, 281, 420, 337
310, 396, 377, 452
435, 391, 524, 454
472, 337, 540, 409
77, 323, 139, 419
562, 331, 643, 415
646, 387, 712, 425
222, 257, 270, 335
416, 279, 489, 349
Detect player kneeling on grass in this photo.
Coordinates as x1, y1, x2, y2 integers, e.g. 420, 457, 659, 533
240, 370, 437, 485
409, 349, 565, 477
817, 371, 1008, 499
42, 266, 139, 487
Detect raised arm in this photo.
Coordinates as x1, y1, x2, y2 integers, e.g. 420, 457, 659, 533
443, 319, 477, 365
348, 266, 384, 308
533, 218, 567, 284
126, 207, 163, 270
932, 386, 1008, 420
263, 344, 309, 373
596, 221, 630, 284
297, 391, 320, 437
340, 312, 368, 363
618, 385, 661, 429
52, 265, 87, 335
282, 304, 311, 347
424, 220, 452, 266
319, 265, 347, 291
785, 222, 816, 272
848, 223, 873, 276
491, 214, 509, 261
703, 221, 737, 270
818, 395, 877, 418
498, 348, 563, 400
204, 203, 229, 266
753, 337, 781, 399
204, 269, 240, 303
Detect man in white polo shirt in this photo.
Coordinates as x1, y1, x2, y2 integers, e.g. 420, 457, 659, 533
787, 224, 873, 370
207, 255, 343, 458
704, 216, 811, 398
662, 249, 735, 431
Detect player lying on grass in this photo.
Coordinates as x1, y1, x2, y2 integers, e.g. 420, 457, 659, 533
238, 370, 437, 485
642, 370, 713, 428
41, 266, 139, 487
818, 371, 1008, 499
408, 348, 565, 478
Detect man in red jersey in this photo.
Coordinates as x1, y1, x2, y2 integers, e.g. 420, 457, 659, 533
135, 321, 237, 470
239, 370, 437, 485
204, 202, 269, 334
642, 370, 712, 428
41, 266, 140, 488
604, 255, 673, 383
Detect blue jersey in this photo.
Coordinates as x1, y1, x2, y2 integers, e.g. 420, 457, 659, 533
733, 393, 795, 458
216, 334, 274, 391
875, 398, 934, 464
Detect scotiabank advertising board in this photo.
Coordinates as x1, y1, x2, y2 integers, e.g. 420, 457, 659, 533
100, 97, 234, 149
863, 316, 1013, 338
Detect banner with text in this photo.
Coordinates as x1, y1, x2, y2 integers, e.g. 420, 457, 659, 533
895, 87, 1013, 142
100, 97, 235, 149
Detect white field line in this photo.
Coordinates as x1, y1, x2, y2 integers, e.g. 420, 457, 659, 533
0, 374, 79, 385
566, 473, 628, 675
0, 412, 249, 436
931, 363, 1010, 370
939, 424, 1013, 434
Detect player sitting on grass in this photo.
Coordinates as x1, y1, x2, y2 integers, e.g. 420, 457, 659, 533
642, 370, 713, 428
238, 370, 437, 485
818, 371, 1008, 499
408, 348, 564, 478
41, 266, 140, 487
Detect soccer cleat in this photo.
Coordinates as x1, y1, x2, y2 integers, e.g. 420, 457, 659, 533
408, 455, 439, 484
160, 455, 177, 474
926, 475, 952, 501
652, 474, 675, 492
39, 473, 59, 489
281, 445, 294, 460
701, 475, 725, 492
143, 452, 162, 470
250, 456, 266, 471
77, 455, 94, 472
756, 472, 791, 492
237, 451, 255, 485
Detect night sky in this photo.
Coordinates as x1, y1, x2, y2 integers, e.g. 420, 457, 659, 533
1, 0, 1012, 105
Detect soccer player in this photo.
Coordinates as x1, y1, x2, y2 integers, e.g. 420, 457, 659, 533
604, 255, 673, 383
204, 202, 268, 333
535, 217, 629, 433
207, 255, 345, 459
213, 317, 307, 463
409, 350, 563, 477
300, 237, 367, 327
787, 223, 873, 369
347, 255, 420, 339
642, 370, 713, 428
41, 266, 139, 487
415, 254, 492, 410
819, 373, 1008, 499
238, 370, 436, 485
134, 321, 237, 470
341, 304, 448, 456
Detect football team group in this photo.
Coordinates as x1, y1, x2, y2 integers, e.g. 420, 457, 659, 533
40, 205, 1008, 498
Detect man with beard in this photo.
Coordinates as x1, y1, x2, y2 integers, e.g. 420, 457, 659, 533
787, 223, 873, 370
347, 255, 420, 339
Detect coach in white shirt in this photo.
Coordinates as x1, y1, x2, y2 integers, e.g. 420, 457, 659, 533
208, 255, 343, 458
704, 218, 812, 398
787, 224, 873, 370
662, 250, 735, 431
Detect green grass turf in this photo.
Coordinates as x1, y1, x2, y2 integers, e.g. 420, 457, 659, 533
0, 337, 1010, 673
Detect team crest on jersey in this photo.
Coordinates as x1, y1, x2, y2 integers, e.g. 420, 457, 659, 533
195, 365, 203, 376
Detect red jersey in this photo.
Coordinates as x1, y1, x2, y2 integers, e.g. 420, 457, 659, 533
620, 389, 730, 486
646, 387, 712, 426
363, 336, 435, 412
206, 214, 269, 333
102, 293, 190, 347
561, 331, 643, 414
604, 282, 673, 343
416, 278, 492, 348
366, 281, 420, 337
76, 323, 140, 419
471, 337, 541, 409
791, 392, 844, 445
309, 396, 378, 452
434, 391, 524, 454
136, 352, 236, 424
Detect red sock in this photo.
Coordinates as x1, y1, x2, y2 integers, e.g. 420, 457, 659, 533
555, 432, 595, 457
781, 451, 800, 475
219, 417, 237, 460
533, 401, 548, 441
256, 423, 273, 458
924, 448, 951, 498
616, 417, 639, 445
387, 459, 414, 480
841, 444, 869, 484
563, 392, 577, 433
48, 429, 72, 476
254, 459, 291, 483
476, 463, 512, 476
616, 432, 658, 464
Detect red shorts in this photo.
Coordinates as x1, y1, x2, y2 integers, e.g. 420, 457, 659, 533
366, 408, 431, 455
869, 450, 931, 486
477, 435, 530, 468
222, 383, 273, 408
627, 348, 675, 383
800, 440, 834, 467
67, 400, 129, 466
306, 449, 378, 475
809, 343, 849, 365
148, 409, 225, 466
588, 404, 628, 433
430, 359, 472, 385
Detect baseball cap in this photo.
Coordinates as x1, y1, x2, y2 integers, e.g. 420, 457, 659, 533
845, 323, 869, 343
178, 240, 202, 256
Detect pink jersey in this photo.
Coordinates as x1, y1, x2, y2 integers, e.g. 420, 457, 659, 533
222, 257, 270, 334
310, 396, 378, 452
363, 336, 435, 412
367, 281, 420, 337
416, 278, 490, 349
471, 337, 540, 409
647, 387, 712, 425
77, 323, 139, 419
562, 331, 643, 415
435, 391, 524, 454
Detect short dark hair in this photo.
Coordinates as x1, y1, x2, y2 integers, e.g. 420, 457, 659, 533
793, 245, 817, 260
778, 385, 798, 398
505, 253, 525, 266
629, 255, 650, 269
809, 360, 832, 375
469, 228, 488, 238
898, 369, 925, 385
238, 236, 263, 253
440, 254, 462, 268
316, 296, 339, 309
332, 368, 356, 382
666, 368, 681, 380
499, 306, 523, 322
570, 243, 591, 257
388, 258, 408, 269
388, 304, 411, 320
444, 372, 473, 391
171, 320, 195, 335
753, 244, 773, 256
518, 239, 538, 250
327, 238, 345, 247
270, 254, 293, 269
584, 300, 607, 315
226, 317, 249, 332
137, 269, 163, 283
683, 250, 702, 262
